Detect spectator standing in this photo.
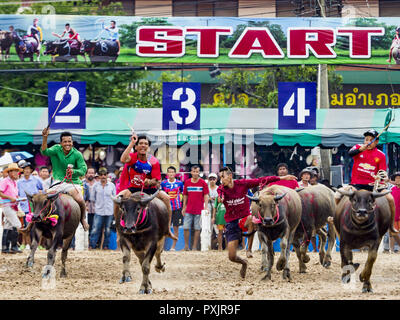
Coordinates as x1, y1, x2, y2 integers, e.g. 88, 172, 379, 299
388, 172, 400, 252
212, 195, 226, 251
182, 165, 209, 251
38, 166, 52, 191
160, 166, 184, 251
0, 163, 23, 254
17, 162, 43, 250
89, 167, 116, 250
84, 167, 97, 235
298, 168, 313, 187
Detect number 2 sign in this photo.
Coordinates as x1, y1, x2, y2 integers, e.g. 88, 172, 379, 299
162, 82, 201, 130
48, 82, 86, 129
278, 82, 316, 130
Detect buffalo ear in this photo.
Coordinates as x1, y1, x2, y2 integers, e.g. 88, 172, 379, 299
24, 190, 33, 202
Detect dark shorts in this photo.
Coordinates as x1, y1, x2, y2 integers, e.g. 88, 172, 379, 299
128, 187, 158, 195
172, 209, 183, 227
350, 184, 374, 192
225, 219, 243, 243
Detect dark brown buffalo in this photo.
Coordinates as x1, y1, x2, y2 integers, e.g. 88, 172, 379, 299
249, 185, 302, 281
294, 184, 336, 272
25, 192, 80, 278
334, 188, 394, 293
112, 190, 168, 294
0, 31, 13, 61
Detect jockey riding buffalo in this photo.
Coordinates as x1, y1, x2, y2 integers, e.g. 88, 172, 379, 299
112, 190, 168, 294
0, 31, 13, 61
43, 39, 86, 62
23, 191, 80, 279
294, 184, 336, 272
248, 185, 302, 281
334, 188, 397, 293
12, 32, 40, 62
83, 39, 119, 63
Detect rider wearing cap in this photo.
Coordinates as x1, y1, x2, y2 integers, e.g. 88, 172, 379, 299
388, 26, 400, 63
26, 18, 42, 51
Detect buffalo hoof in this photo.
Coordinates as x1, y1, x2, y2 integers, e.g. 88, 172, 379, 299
362, 285, 373, 293
299, 265, 307, 273
323, 260, 331, 268
119, 275, 132, 284
276, 258, 286, 271
26, 261, 34, 268
302, 254, 310, 264
261, 273, 272, 281
282, 268, 291, 282
60, 271, 67, 278
42, 271, 51, 279
246, 251, 253, 259
319, 252, 325, 265
353, 263, 360, 271
341, 273, 351, 284
139, 288, 152, 294
155, 263, 166, 273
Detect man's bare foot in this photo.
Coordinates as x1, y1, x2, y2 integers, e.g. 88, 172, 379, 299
240, 259, 248, 279
246, 250, 253, 258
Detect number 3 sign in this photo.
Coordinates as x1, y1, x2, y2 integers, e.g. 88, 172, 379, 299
162, 82, 201, 130
48, 82, 86, 129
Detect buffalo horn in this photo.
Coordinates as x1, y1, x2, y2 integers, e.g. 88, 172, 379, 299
47, 191, 60, 200
371, 190, 392, 199
246, 195, 259, 202
337, 189, 355, 197
274, 192, 287, 201
111, 195, 122, 204
140, 189, 160, 204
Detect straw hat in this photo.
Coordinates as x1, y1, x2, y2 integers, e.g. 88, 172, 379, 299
3, 163, 23, 174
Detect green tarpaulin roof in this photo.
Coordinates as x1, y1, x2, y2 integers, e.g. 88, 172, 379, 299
0, 107, 397, 147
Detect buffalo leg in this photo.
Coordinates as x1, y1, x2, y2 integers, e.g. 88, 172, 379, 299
154, 237, 166, 273
340, 243, 359, 284
26, 227, 41, 268
360, 242, 380, 293
317, 228, 327, 265
120, 239, 132, 284
139, 243, 158, 294
261, 238, 274, 281
60, 234, 74, 278
292, 237, 307, 273
44, 232, 62, 278
322, 221, 336, 268
281, 231, 294, 281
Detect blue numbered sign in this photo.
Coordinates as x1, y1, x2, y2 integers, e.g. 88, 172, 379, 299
278, 82, 316, 130
48, 82, 86, 129
162, 82, 201, 130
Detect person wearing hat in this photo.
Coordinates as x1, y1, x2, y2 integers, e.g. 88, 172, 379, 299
17, 161, 43, 251
0, 163, 23, 254
298, 168, 314, 187
89, 167, 116, 250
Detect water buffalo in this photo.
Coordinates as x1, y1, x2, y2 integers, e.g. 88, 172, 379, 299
0, 31, 13, 61
83, 40, 118, 63
24, 192, 80, 278
248, 185, 302, 281
12, 33, 40, 62
112, 190, 168, 294
43, 39, 86, 62
294, 184, 336, 272
334, 188, 395, 293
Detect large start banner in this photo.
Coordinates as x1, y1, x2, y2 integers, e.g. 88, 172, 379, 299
1, 15, 399, 65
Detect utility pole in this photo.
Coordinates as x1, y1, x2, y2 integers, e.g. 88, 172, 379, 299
317, 0, 332, 182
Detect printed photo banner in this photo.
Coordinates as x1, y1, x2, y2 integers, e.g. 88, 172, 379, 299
0, 15, 399, 65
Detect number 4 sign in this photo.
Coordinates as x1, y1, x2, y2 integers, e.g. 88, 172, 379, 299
278, 82, 316, 130
48, 82, 86, 129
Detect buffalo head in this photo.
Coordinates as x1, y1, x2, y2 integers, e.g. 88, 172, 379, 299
112, 190, 159, 234
248, 192, 287, 226
338, 188, 391, 223
25, 191, 60, 223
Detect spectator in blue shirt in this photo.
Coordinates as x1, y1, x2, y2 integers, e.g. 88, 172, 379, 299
89, 167, 116, 250
17, 161, 43, 250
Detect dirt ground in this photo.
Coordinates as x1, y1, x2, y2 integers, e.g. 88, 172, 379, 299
1, 248, 400, 300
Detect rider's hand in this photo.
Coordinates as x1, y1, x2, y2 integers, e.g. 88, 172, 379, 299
42, 127, 49, 137
130, 132, 138, 144
359, 144, 368, 151
280, 175, 297, 181
143, 178, 151, 187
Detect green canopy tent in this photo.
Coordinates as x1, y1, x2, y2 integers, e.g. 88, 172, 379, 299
0, 107, 397, 147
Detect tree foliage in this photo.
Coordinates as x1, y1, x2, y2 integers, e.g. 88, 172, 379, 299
202, 66, 342, 108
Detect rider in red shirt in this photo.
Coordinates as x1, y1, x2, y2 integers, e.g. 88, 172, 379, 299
52, 23, 83, 53
116, 133, 177, 240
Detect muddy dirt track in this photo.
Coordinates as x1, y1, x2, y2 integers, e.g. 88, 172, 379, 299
0, 248, 400, 300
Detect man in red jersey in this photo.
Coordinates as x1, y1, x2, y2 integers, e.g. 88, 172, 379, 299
217, 167, 297, 278
335, 129, 397, 231
116, 133, 177, 240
